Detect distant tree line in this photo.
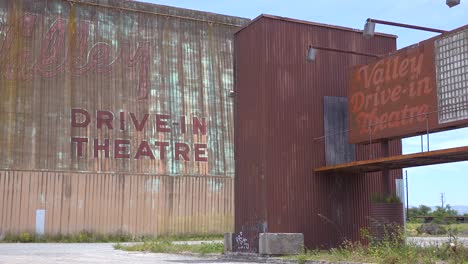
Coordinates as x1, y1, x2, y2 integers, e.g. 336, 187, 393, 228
407, 205, 468, 223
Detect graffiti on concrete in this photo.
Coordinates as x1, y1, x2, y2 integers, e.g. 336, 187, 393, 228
235, 232, 250, 251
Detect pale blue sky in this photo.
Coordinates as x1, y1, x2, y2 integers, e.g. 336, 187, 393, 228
141, 0, 468, 207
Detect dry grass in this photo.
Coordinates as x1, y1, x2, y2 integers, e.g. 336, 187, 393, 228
114, 240, 224, 255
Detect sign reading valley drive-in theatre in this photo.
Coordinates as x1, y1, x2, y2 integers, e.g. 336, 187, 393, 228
349, 25, 468, 144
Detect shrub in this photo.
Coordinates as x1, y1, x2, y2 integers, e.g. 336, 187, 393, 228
371, 193, 401, 204
19, 232, 33, 243
114, 240, 224, 255
294, 225, 468, 263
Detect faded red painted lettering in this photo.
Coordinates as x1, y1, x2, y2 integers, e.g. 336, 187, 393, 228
349, 47, 435, 143
180, 116, 187, 134
155, 141, 169, 160
122, 41, 151, 99
114, 139, 130, 159
1, 15, 150, 100
193, 117, 206, 135
194, 144, 208, 162
71, 108, 91, 128
97, 111, 114, 129
72, 137, 88, 157
119, 112, 125, 131
70, 108, 210, 162
94, 138, 110, 158
156, 114, 170, 132
130, 113, 149, 132
134, 141, 155, 160
35, 18, 67, 78
175, 143, 190, 161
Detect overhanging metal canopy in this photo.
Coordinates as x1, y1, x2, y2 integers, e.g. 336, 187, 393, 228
315, 146, 468, 174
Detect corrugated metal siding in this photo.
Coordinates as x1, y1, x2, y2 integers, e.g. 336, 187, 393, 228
0, 0, 248, 175
234, 15, 401, 249
234, 19, 269, 253
0, 0, 248, 235
0, 170, 233, 235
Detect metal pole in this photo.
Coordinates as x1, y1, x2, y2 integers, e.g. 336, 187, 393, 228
313, 46, 380, 58
441, 193, 445, 208
382, 140, 390, 195
368, 124, 371, 159
426, 114, 430, 151
420, 135, 423, 152
406, 171, 409, 221
368, 123, 373, 159
367, 18, 447, 34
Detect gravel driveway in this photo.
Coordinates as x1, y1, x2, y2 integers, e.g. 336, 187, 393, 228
1, 237, 467, 264
407, 236, 468, 247
0, 243, 284, 264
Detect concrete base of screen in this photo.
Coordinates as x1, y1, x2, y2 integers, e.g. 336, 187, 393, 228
259, 233, 304, 255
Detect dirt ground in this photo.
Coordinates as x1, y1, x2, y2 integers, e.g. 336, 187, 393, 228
0, 243, 285, 264
1, 237, 467, 264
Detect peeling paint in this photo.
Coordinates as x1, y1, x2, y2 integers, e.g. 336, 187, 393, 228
208, 179, 224, 192
146, 178, 160, 193
0, 0, 247, 176
39, 192, 45, 204
0, 0, 247, 237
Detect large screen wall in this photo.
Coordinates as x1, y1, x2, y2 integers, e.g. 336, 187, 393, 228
0, 0, 248, 176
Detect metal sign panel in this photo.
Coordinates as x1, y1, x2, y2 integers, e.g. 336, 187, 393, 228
435, 28, 468, 124
349, 25, 468, 144
324, 96, 355, 166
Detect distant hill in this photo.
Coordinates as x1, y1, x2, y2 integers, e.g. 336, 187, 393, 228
451, 206, 468, 215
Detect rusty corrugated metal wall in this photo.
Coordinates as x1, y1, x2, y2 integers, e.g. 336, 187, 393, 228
0, 0, 248, 235
234, 15, 402, 250
0, 170, 233, 235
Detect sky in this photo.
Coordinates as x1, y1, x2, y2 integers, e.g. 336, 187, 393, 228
140, 0, 468, 208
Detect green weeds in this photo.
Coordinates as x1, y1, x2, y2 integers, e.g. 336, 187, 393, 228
294, 226, 468, 264
114, 240, 224, 255
1, 231, 135, 243
0, 231, 223, 243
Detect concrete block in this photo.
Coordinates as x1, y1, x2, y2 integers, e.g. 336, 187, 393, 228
224, 233, 233, 252
259, 233, 304, 255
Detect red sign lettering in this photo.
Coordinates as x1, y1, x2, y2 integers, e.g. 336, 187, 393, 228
348, 42, 438, 144
70, 108, 210, 162
0, 15, 150, 99
71, 109, 91, 128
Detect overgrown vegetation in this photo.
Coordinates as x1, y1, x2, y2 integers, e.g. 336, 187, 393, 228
114, 240, 224, 255
406, 222, 468, 237
0, 231, 223, 243
406, 204, 468, 237
294, 227, 468, 264
371, 193, 402, 204
408, 205, 460, 223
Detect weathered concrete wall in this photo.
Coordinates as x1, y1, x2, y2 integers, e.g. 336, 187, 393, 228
0, 0, 248, 235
